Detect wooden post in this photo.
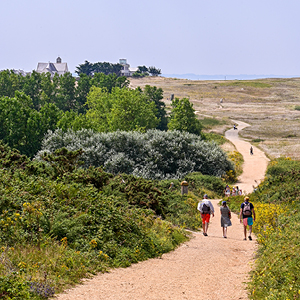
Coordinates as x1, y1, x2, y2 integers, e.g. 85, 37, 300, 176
181, 181, 188, 195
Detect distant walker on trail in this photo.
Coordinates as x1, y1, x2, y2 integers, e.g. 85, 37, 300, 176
239, 196, 255, 240
250, 146, 253, 155
198, 194, 215, 236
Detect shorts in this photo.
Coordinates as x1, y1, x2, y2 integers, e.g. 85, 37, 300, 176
243, 217, 253, 226
201, 213, 211, 223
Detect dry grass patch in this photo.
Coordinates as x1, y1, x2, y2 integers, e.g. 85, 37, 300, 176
129, 76, 300, 159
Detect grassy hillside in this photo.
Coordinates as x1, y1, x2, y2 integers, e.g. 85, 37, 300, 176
0, 142, 225, 299
130, 76, 300, 160
225, 157, 300, 299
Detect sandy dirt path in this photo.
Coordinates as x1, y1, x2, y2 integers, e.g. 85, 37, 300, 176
226, 120, 270, 194
55, 121, 268, 300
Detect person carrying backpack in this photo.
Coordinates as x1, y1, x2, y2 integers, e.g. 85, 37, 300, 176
197, 194, 215, 236
239, 196, 255, 240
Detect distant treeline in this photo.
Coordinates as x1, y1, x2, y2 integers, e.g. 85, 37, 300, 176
0, 70, 201, 159
75, 60, 161, 77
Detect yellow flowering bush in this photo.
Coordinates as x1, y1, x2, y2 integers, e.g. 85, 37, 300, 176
252, 202, 284, 245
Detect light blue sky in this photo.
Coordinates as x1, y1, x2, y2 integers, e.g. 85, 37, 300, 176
1, 0, 299, 75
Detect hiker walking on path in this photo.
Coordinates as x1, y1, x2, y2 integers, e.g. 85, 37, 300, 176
220, 201, 232, 238
239, 196, 255, 240
250, 146, 253, 155
198, 194, 214, 236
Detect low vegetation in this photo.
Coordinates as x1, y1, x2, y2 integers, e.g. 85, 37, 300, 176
0, 142, 226, 299
226, 157, 300, 299
218, 81, 272, 88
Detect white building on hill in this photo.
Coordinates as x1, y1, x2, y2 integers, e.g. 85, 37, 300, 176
119, 59, 137, 76
36, 57, 69, 76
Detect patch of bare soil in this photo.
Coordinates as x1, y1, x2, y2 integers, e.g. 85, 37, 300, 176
55, 123, 268, 300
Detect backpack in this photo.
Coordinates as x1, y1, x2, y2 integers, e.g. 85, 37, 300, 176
243, 202, 252, 216
202, 203, 210, 214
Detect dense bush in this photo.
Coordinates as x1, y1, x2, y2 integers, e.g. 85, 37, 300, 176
184, 172, 225, 197
1, 144, 222, 298
37, 129, 234, 180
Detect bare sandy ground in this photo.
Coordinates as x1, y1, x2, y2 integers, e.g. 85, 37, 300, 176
55, 123, 269, 300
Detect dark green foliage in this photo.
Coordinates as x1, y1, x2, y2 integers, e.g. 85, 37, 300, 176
0, 92, 61, 158
75, 60, 94, 76
168, 98, 203, 135
75, 73, 91, 113
184, 172, 225, 196
148, 66, 162, 76
75, 61, 124, 77
256, 158, 300, 204
22, 71, 42, 110
142, 85, 168, 130
66, 167, 113, 190
90, 73, 129, 93
0, 141, 29, 169
41, 148, 84, 176
103, 175, 166, 216
1, 143, 217, 298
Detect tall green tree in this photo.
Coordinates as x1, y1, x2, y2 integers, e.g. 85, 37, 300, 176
57, 110, 93, 132
0, 92, 61, 157
91, 73, 129, 93
168, 98, 202, 135
75, 60, 94, 76
86, 87, 159, 132
24, 103, 61, 156
0, 92, 32, 150
142, 85, 168, 130
22, 71, 42, 110
56, 72, 76, 111
39, 72, 57, 105
93, 62, 123, 76
137, 65, 148, 73
0, 70, 23, 97
148, 66, 161, 76
75, 73, 91, 113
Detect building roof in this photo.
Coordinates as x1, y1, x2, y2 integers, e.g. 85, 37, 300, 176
36, 58, 68, 76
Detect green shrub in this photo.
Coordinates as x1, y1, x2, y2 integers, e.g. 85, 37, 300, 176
0, 144, 213, 298
37, 129, 234, 179
227, 158, 300, 299
251, 138, 265, 142
184, 172, 225, 197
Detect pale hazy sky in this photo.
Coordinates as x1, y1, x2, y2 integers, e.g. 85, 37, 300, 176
1, 0, 299, 75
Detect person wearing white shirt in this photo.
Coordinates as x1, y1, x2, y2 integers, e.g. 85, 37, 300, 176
197, 194, 215, 236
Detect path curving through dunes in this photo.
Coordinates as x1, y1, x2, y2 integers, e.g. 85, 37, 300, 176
56, 122, 269, 300
225, 120, 270, 194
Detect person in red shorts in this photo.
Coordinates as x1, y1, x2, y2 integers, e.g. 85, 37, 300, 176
198, 194, 215, 236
